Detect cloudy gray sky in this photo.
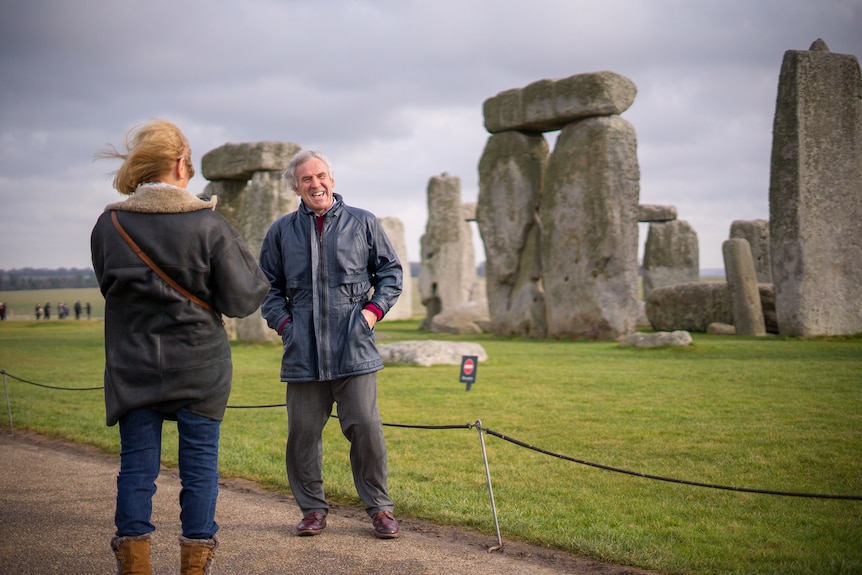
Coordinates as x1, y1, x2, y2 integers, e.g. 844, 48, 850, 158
1, 0, 860, 271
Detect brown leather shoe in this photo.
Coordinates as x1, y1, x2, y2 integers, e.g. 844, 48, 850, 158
296, 512, 326, 536
371, 510, 400, 539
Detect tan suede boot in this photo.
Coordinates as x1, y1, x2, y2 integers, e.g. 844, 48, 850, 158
110, 533, 152, 575
179, 534, 219, 575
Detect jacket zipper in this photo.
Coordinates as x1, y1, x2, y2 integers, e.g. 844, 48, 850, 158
316, 214, 329, 380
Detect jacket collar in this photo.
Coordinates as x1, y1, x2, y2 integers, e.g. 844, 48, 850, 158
299, 192, 342, 217
104, 183, 218, 214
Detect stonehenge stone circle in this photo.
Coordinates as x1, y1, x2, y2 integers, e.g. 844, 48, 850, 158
379, 217, 413, 320
201, 141, 301, 343
646, 282, 732, 333
540, 115, 640, 339
201, 141, 301, 181
618, 330, 692, 348
476, 131, 548, 337
418, 173, 478, 330
378, 340, 488, 367
729, 219, 771, 284
769, 39, 862, 336
638, 204, 678, 222
646, 282, 777, 334
642, 219, 699, 301
483, 71, 637, 133
477, 71, 641, 339
722, 238, 766, 336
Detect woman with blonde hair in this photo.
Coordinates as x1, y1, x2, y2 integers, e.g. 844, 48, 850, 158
91, 119, 269, 574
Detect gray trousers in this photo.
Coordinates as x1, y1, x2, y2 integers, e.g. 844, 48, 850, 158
285, 372, 394, 518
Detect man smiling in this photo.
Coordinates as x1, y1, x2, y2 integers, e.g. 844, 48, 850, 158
259, 150, 403, 539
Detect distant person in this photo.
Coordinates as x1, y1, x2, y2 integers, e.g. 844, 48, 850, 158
91, 119, 270, 574
0, 302, 6, 320
259, 150, 403, 540
34, 304, 42, 320
43, 302, 51, 320
74, 300, 82, 320
85, 302, 91, 319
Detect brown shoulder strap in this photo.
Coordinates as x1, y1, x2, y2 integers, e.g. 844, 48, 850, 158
110, 210, 217, 313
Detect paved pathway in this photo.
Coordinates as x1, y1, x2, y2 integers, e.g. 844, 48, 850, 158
0, 430, 655, 575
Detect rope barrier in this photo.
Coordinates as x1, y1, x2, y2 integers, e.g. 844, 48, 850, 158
480, 426, 862, 501
3, 368, 861, 501
1, 369, 102, 391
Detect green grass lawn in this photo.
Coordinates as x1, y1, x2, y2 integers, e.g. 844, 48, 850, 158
1, 319, 860, 575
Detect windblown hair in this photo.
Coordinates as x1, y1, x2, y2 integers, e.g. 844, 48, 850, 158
282, 150, 333, 191
95, 119, 192, 196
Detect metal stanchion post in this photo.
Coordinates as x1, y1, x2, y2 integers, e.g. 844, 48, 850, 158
2, 370, 13, 434
475, 419, 503, 551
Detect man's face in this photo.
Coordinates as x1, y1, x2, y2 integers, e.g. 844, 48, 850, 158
294, 157, 335, 216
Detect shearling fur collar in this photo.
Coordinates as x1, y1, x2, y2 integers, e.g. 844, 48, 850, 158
105, 183, 218, 214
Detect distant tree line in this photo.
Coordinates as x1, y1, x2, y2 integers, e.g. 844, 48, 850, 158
0, 268, 98, 291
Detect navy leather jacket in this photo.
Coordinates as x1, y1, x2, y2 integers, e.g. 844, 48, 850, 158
259, 194, 402, 382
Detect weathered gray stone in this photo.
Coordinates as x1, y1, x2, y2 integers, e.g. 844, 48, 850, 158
638, 204, 677, 222
418, 173, 477, 329
540, 116, 640, 339
483, 71, 637, 134
645, 281, 777, 334
379, 217, 413, 321
646, 282, 732, 332
636, 300, 650, 327
642, 220, 699, 301
233, 171, 296, 260
462, 202, 477, 222
730, 219, 771, 283
722, 238, 766, 336
759, 283, 778, 334
201, 141, 301, 181
476, 131, 549, 337
378, 340, 488, 367
200, 180, 248, 225
429, 299, 490, 335
618, 330, 692, 348
769, 39, 862, 336
231, 171, 297, 343
707, 322, 736, 335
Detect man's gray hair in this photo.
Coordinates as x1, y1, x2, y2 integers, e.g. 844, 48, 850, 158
283, 150, 334, 190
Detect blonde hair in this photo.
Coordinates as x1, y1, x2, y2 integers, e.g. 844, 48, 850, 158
95, 119, 193, 195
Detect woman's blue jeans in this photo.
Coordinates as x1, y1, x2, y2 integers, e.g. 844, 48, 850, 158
115, 407, 220, 540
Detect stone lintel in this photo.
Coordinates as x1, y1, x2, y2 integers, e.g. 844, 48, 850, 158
638, 204, 677, 222
202, 141, 301, 181
483, 71, 637, 134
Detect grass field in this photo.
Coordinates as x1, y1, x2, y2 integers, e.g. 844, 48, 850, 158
1, 314, 860, 575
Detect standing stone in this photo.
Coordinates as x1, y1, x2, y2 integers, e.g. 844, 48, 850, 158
200, 141, 302, 342
769, 39, 862, 336
540, 116, 640, 339
201, 180, 248, 224
722, 238, 766, 336
477, 131, 549, 337
730, 219, 771, 283
418, 173, 477, 329
379, 217, 413, 321
642, 220, 699, 300
233, 171, 297, 343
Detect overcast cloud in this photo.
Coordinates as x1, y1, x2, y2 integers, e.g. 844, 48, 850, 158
1, 0, 860, 271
